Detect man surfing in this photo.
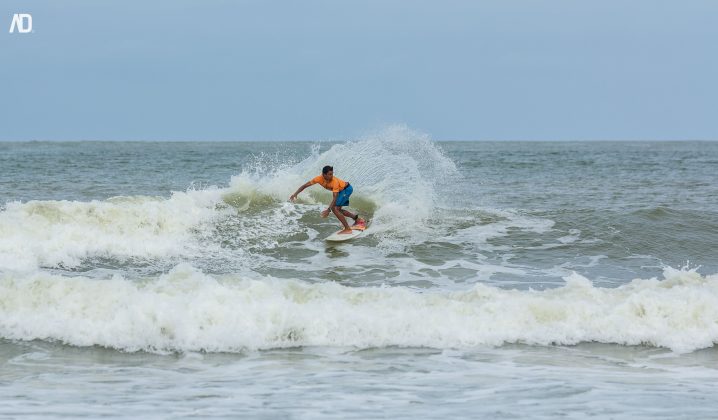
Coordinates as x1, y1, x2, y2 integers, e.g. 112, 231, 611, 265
290, 165, 366, 234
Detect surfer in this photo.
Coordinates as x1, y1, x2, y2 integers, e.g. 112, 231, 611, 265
290, 165, 366, 234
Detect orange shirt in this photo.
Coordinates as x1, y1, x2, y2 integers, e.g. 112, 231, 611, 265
310, 175, 348, 193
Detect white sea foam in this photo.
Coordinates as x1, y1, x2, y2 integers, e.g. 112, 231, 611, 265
0, 265, 715, 353
450, 210, 556, 249
0, 189, 228, 271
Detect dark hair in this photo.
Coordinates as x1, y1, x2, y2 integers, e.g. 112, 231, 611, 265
322, 165, 333, 174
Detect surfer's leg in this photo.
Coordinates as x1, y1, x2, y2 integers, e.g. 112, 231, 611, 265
339, 209, 365, 226
332, 206, 353, 233
340, 209, 357, 220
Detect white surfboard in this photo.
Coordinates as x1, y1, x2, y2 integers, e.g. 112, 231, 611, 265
325, 228, 363, 242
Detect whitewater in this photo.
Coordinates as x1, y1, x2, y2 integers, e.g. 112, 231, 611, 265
2, 265, 718, 353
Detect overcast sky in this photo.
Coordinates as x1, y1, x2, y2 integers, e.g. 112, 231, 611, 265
1, 0, 716, 141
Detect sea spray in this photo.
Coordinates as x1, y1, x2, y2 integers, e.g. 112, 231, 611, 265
227, 125, 458, 247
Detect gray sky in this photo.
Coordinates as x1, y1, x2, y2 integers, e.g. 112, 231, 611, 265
1, 0, 716, 141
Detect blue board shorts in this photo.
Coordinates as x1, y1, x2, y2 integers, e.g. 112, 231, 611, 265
335, 184, 353, 207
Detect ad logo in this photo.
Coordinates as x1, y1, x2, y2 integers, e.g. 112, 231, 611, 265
9, 13, 32, 34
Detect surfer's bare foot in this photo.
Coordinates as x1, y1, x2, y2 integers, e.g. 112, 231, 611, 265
339, 228, 353, 234
353, 217, 365, 226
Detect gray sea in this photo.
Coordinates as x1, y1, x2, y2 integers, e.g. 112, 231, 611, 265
1, 128, 718, 418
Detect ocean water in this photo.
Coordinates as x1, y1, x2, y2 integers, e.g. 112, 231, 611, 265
1, 127, 718, 418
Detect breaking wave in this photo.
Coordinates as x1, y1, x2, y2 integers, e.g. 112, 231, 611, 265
0, 265, 715, 353
0, 125, 457, 271
0, 189, 229, 271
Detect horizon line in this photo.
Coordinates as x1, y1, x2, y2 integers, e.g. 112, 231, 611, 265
2, 139, 717, 143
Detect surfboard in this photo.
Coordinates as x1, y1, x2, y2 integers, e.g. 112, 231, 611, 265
325, 229, 363, 242
325, 221, 368, 242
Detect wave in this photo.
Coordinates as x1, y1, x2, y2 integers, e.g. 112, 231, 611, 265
0, 126, 458, 270
1, 265, 715, 353
0, 189, 229, 271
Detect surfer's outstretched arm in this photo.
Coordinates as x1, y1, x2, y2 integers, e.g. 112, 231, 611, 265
289, 182, 312, 202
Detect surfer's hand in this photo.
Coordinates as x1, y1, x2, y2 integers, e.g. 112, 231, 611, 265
321, 209, 330, 218
289, 194, 297, 202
